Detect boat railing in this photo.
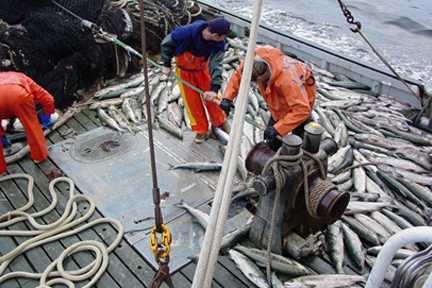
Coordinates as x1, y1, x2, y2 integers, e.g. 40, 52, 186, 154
197, 0, 426, 108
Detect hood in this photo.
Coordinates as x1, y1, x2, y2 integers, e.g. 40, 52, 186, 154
255, 45, 286, 84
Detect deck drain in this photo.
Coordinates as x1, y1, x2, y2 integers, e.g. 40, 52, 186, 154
70, 130, 136, 163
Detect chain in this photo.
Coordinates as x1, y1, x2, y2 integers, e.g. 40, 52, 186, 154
336, 0, 420, 100
336, 0, 362, 33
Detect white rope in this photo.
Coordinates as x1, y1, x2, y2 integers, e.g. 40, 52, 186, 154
191, 1, 265, 287
0, 173, 124, 287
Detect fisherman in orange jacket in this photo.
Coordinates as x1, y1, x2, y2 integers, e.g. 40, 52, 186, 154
0, 72, 55, 174
160, 17, 231, 143
221, 45, 316, 151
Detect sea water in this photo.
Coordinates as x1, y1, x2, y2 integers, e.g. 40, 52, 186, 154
211, 0, 432, 91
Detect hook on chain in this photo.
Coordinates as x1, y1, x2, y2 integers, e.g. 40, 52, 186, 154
337, 0, 362, 33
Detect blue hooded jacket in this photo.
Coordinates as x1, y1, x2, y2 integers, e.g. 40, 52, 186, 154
170, 20, 225, 59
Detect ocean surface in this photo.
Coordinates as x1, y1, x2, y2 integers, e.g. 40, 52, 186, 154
208, 0, 432, 91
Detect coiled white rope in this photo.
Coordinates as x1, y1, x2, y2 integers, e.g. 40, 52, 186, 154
0, 173, 124, 288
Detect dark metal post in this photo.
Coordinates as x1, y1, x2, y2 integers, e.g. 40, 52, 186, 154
139, 0, 163, 233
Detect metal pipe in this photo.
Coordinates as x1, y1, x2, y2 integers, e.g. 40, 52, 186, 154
422, 271, 432, 288
139, 0, 163, 232
365, 227, 432, 288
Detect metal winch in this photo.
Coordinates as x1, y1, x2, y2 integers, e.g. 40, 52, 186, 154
245, 122, 350, 253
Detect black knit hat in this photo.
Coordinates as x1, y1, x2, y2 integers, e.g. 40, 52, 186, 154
207, 17, 231, 35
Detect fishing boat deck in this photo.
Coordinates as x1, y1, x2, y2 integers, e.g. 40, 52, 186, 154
0, 108, 258, 288
1, 107, 369, 288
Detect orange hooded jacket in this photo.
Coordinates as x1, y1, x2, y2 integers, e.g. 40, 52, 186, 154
224, 46, 316, 136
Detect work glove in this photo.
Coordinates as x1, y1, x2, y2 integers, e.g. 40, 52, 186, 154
263, 125, 279, 142
39, 113, 54, 129
203, 91, 217, 102
219, 99, 234, 116
2, 135, 11, 148
161, 66, 171, 75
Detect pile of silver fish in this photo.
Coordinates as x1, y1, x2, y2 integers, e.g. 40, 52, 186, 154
90, 37, 432, 287
89, 69, 185, 140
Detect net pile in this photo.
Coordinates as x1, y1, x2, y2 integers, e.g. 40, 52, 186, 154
0, 0, 201, 108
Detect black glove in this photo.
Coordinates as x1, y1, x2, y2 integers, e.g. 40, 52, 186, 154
263, 125, 279, 142
219, 99, 234, 116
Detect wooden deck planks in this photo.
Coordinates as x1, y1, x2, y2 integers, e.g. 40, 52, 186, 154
2, 108, 354, 288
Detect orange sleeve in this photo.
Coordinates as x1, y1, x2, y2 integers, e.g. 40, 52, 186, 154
26, 76, 55, 115
273, 76, 312, 136
223, 62, 244, 102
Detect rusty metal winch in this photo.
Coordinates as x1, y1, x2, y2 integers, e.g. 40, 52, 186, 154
246, 122, 350, 254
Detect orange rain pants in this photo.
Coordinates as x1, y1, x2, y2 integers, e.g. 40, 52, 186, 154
175, 52, 225, 133
0, 72, 55, 174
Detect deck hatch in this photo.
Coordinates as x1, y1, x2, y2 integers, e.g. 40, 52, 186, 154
49, 126, 248, 271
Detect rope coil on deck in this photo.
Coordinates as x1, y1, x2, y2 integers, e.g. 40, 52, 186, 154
0, 173, 124, 287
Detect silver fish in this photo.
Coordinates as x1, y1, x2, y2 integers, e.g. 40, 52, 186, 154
122, 98, 139, 124
360, 149, 428, 174
175, 200, 209, 229
320, 100, 361, 109
97, 108, 124, 132
378, 165, 432, 187
352, 162, 366, 193
166, 102, 183, 128
168, 83, 181, 103
354, 133, 413, 150
370, 211, 403, 236
325, 220, 344, 274
354, 214, 391, 243
95, 74, 144, 99
157, 116, 183, 140
350, 192, 380, 202
341, 223, 365, 272
234, 245, 311, 276
169, 162, 222, 173
272, 272, 284, 288
157, 83, 171, 114
330, 170, 351, 184
342, 216, 380, 246
212, 126, 230, 145
220, 224, 251, 254
284, 274, 365, 288
315, 107, 335, 135
89, 98, 123, 110
120, 85, 145, 99
151, 81, 167, 104
248, 90, 260, 113
367, 246, 416, 259
399, 179, 432, 206
328, 145, 351, 172
107, 106, 133, 133
394, 147, 432, 171
345, 201, 392, 215
334, 122, 348, 147
228, 249, 269, 288
366, 176, 387, 197
336, 179, 353, 191
129, 98, 142, 122
381, 209, 413, 230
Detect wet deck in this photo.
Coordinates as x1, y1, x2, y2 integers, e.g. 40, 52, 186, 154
0, 108, 369, 288
0, 108, 256, 288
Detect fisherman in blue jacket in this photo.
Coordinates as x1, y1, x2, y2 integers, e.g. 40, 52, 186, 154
160, 17, 231, 143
